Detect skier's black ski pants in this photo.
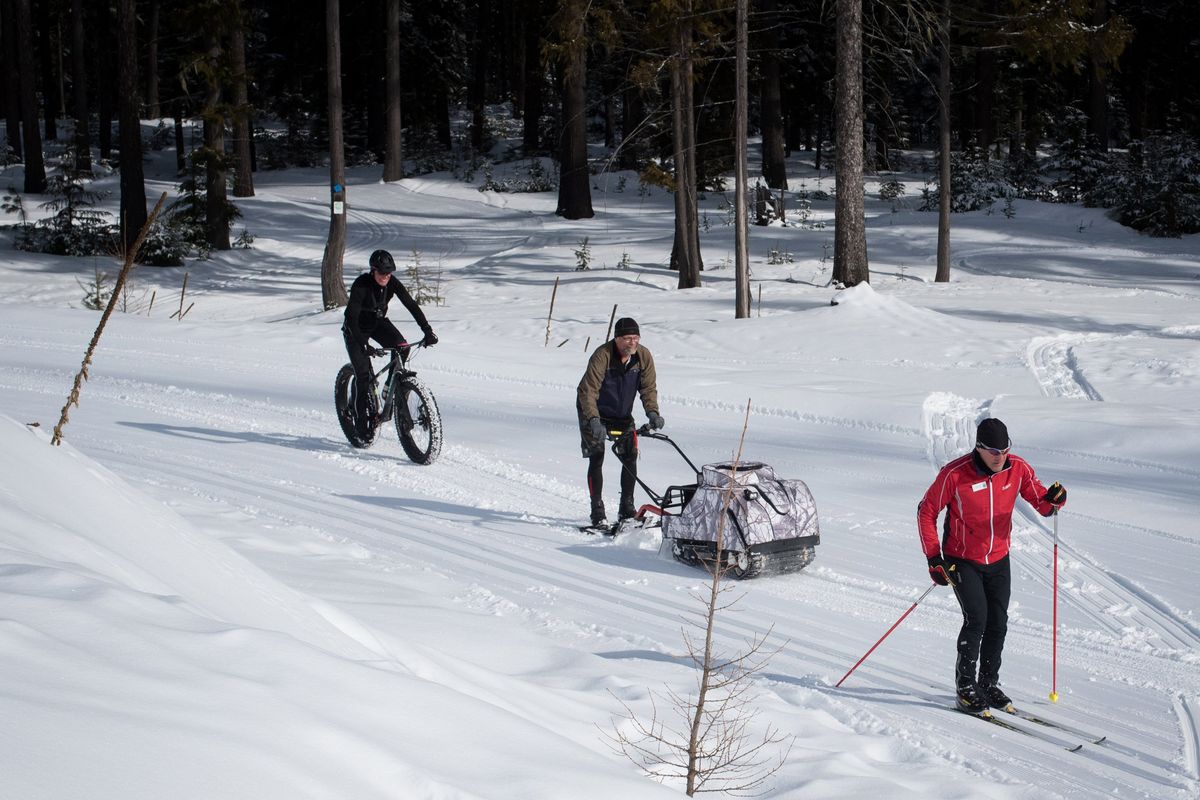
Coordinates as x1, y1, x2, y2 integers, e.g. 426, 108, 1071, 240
949, 555, 1011, 687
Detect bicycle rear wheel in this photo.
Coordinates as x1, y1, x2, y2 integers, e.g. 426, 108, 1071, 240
394, 378, 442, 464
335, 364, 377, 449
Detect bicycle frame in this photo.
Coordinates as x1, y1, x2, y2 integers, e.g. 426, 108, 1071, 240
367, 340, 426, 426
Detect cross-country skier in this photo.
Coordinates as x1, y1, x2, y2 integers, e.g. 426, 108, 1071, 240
917, 418, 1067, 714
576, 317, 663, 528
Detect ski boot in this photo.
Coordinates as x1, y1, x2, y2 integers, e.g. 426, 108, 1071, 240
955, 682, 990, 715
980, 683, 1013, 712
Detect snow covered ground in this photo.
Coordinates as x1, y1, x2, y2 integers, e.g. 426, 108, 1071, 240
1, 138, 1198, 799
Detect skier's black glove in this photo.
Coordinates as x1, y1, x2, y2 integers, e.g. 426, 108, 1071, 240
647, 411, 664, 430
423, 331, 438, 346
928, 556, 957, 587
587, 417, 605, 442
1043, 481, 1067, 509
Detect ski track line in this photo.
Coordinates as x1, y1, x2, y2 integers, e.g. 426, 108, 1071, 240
1026, 335, 1103, 401
1014, 504, 1200, 655
1175, 694, 1200, 784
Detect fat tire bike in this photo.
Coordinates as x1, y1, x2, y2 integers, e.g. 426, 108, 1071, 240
334, 338, 443, 464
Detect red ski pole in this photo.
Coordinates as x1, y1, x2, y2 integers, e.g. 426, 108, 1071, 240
1049, 511, 1060, 703
836, 583, 937, 688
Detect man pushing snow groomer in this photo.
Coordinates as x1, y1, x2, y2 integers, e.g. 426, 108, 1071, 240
576, 317, 664, 532
918, 418, 1067, 715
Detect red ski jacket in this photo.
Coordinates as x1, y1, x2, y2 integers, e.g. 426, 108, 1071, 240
918, 452, 1058, 565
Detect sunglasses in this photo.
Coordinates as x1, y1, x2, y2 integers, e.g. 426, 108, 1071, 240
976, 444, 1011, 456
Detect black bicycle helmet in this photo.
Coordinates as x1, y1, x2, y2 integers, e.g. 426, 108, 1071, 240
369, 249, 396, 274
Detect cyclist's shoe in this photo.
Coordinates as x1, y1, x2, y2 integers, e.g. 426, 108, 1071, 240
980, 683, 1013, 711
618, 495, 636, 521
955, 682, 989, 714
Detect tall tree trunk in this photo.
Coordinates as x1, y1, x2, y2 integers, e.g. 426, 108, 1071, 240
229, 0, 255, 196
117, 0, 146, 251
1085, 0, 1108, 151
618, 86, 644, 169
935, 0, 951, 283
521, 2, 544, 153
554, 0, 593, 219
382, 0, 403, 181
734, 0, 750, 318
202, 35, 230, 251
15, 0, 45, 192
435, 84, 450, 148
975, 45, 996, 154
4, 0, 24, 159
69, 0, 90, 172
671, 6, 702, 289
321, 0, 349, 310
173, 100, 185, 174
469, 0, 487, 151
34, 0, 58, 140
832, 0, 868, 287
146, 0, 160, 118
758, 0, 787, 190
97, 8, 114, 161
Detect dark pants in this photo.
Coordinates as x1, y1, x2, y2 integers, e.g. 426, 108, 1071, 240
949, 555, 1011, 688
344, 322, 406, 423
579, 414, 637, 513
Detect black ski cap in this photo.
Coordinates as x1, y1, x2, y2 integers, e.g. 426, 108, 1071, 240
614, 317, 640, 337
976, 418, 1010, 449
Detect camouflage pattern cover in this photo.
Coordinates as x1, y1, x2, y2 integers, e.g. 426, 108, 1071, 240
661, 461, 819, 551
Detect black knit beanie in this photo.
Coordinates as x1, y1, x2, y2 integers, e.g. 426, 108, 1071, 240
614, 317, 640, 337
976, 418, 1010, 449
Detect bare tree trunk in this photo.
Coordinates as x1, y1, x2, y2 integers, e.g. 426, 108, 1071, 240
758, 0, 787, 190
2, 0, 23, 159
14, 0, 45, 191
935, 0, 951, 283
1085, 0, 1108, 151
670, 8, 702, 289
69, 0, 90, 172
146, 0, 161, 118
173, 99, 186, 174
321, 0, 349, 310
382, 0, 403, 181
229, 0, 255, 197
734, 0, 750, 319
469, 0, 487, 151
117, 0, 147, 251
832, 0, 868, 286
97, 8, 113, 161
34, 0, 59, 141
202, 35, 230, 250
521, 5, 544, 153
554, 0, 593, 219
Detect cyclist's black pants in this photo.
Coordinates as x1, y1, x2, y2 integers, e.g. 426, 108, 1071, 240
343, 322, 406, 422
949, 555, 1011, 688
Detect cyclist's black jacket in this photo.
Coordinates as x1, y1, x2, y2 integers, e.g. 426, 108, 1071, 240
343, 272, 431, 347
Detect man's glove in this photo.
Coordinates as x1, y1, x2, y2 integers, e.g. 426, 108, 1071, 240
587, 417, 605, 442
647, 411, 664, 430
928, 556, 957, 587
1044, 481, 1067, 508
423, 331, 438, 346
367, 346, 386, 357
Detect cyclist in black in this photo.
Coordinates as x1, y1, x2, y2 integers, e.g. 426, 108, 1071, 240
342, 249, 437, 433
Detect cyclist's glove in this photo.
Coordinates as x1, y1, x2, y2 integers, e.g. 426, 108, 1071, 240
367, 346, 386, 357
423, 331, 438, 346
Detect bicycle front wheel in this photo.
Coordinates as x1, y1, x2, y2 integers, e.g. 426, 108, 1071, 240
394, 378, 443, 464
335, 364, 377, 449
